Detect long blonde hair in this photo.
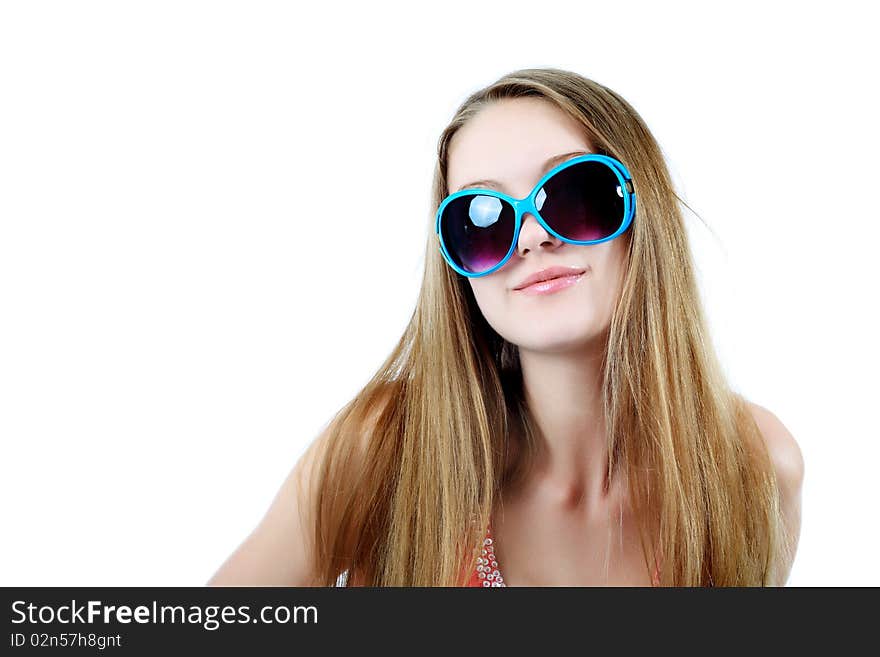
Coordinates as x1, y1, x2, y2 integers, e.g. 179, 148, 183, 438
311, 67, 790, 586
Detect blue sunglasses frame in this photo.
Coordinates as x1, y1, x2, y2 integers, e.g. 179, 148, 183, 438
435, 153, 636, 278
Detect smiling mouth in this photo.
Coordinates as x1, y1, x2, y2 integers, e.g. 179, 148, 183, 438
514, 271, 586, 295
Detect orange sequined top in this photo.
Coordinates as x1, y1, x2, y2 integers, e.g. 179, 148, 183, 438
334, 523, 663, 586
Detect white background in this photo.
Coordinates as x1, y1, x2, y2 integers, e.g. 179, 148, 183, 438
1, 1, 876, 586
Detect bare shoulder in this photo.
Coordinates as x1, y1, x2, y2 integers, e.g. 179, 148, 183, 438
745, 400, 805, 496
745, 400, 805, 585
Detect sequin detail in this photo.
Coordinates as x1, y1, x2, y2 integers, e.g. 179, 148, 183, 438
470, 525, 506, 587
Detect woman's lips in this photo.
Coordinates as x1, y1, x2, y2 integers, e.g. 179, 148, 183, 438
514, 271, 585, 295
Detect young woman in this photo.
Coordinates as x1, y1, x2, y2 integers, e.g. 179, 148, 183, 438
207, 67, 804, 587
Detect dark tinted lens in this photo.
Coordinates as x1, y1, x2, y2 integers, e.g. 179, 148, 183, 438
536, 161, 624, 241
439, 194, 516, 274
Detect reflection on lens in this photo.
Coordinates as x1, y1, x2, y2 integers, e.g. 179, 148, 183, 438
535, 187, 547, 211
468, 196, 503, 228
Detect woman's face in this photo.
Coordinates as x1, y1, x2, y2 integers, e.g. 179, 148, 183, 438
445, 97, 629, 355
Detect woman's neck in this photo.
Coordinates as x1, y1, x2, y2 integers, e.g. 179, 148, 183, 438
516, 344, 611, 509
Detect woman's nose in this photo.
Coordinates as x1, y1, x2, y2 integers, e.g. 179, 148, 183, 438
516, 212, 562, 257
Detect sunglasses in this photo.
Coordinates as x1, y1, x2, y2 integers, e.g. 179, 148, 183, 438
435, 153, 636, 277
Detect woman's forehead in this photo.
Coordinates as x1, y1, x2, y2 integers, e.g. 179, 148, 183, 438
447, 100, 593, 192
